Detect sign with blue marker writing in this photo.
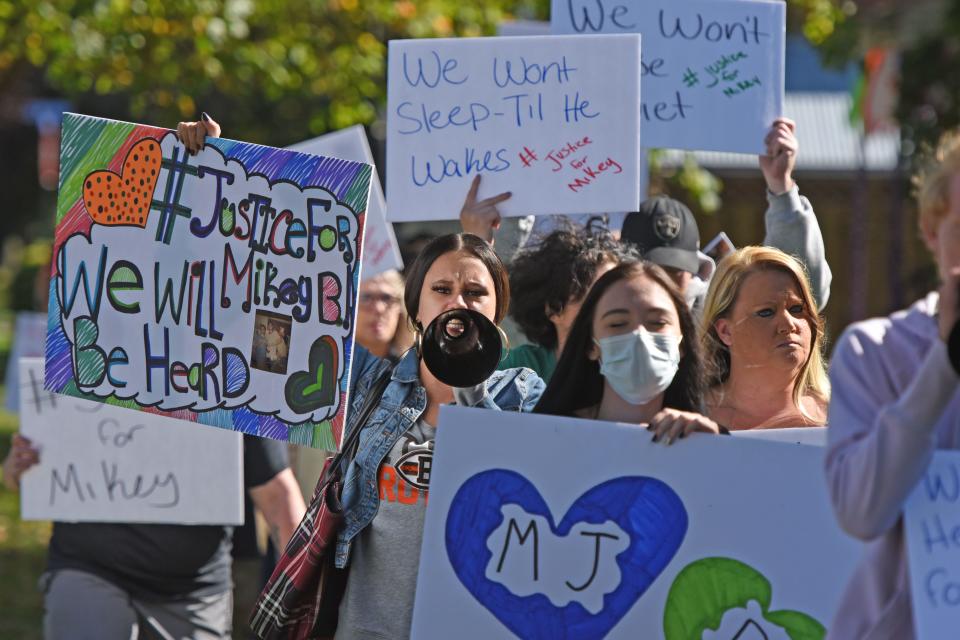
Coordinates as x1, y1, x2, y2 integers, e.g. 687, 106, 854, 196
19, 359, 243, 524
47, 113, 373, 448
386, 35, 642, 221
552, 0, 785, 154
904, 451, 960, 639
412, 406, 859, 639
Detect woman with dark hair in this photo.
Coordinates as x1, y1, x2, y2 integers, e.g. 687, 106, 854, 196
535, 261, 721, 443
259, 232, 543, 639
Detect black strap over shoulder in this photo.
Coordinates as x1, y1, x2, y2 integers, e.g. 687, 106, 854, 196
329, 361, 396, 473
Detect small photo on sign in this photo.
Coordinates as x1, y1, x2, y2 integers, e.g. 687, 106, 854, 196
251, 311, 292, 375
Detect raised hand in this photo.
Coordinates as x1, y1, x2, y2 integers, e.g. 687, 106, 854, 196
176, 112, 222, 156
459, 174, 511, 245
759, 117, 798, 195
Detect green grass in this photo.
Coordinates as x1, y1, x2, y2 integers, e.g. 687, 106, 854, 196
0, 387, 50, 640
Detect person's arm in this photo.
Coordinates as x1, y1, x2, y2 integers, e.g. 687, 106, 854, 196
2, 433, 40, 491
759, 118, 832, 311
452, 368, 545, 412
825, 321, 958, 540
459, 174, 510, 246
249, 468, 306, 553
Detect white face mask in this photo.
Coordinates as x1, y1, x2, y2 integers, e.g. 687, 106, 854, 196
595, 327, 682, 405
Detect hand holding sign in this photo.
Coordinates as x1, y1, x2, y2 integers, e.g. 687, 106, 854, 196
2, 433, 40, 491
176, 112, 221, 155
759, 117, 798, 195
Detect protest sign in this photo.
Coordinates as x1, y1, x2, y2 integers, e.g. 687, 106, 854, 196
498, 20, 552, 37
386, 35, 642, 221
551, 0, 785, 154
47, 113, 373, 448
288, 126, 402, 276
904, 450, 960, 639
19, 358, 243, 524
4, 312, 46, 412
732, 426, 827, 447
412, 406, 859, 639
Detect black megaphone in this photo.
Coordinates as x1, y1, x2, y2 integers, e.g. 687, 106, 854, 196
421, 308, 503, 388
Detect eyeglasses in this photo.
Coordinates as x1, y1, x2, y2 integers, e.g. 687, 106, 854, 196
359, 292, 400, 307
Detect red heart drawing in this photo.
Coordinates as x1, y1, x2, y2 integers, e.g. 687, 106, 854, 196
83, 138, 162, 228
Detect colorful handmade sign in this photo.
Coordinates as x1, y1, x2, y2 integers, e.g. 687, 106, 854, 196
289, 126, 402, 276
46, 113, 373, 448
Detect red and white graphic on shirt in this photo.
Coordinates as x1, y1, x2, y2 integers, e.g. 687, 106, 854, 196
379, 435, 433, 505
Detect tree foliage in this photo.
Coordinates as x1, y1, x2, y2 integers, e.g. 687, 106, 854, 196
0, 0, 548, 145
788, 0, 960, 151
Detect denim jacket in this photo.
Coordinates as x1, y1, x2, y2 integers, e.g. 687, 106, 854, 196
333, 346, 544, 568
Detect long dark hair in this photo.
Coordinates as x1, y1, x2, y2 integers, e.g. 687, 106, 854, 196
403, 233, 510, 329
533, 260, 705, 417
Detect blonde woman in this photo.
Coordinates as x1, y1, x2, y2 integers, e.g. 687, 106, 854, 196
700, 246, 830, 429
355, 269, 414, 360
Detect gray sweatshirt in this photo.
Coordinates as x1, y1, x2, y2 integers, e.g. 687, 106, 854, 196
689, 185, 833, 314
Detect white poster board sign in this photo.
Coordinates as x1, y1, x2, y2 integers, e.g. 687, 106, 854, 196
498, 20, 552, 37
551, 0, 785, 154
904, 450, 960, 639
288, 126, 403, 276
4, 311, 46, 412
386, 35, 643, 221
732, 426, 827, 447
412, 406, 859, 639
19, 358, 244, 524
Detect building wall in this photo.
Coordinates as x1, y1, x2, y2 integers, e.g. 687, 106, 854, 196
676, 171, 938, 355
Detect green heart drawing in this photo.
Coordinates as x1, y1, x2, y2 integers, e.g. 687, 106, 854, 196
663, 557, 825, 640
73, 316, 106, 388
284, 335, 338, 414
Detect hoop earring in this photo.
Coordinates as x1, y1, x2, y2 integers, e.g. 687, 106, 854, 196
496, 324, 510, 362
414, 328, 423, 357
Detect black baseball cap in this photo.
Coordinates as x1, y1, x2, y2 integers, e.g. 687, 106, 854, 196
621, 197, 700, 275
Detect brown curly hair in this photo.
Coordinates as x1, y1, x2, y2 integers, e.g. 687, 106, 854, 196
508, 228, 639, 349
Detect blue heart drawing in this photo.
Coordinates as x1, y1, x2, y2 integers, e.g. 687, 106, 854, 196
445, 469, 688, 640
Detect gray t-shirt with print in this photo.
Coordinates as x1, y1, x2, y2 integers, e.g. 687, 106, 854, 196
335, 418, 435, 640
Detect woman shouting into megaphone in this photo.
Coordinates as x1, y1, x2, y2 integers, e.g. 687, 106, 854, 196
254, 232, 544, 640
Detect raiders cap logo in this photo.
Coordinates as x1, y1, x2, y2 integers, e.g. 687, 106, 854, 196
654, 210, 682, 241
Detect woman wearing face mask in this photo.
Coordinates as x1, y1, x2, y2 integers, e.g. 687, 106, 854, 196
534, 261, 722, 443
700, 246, 830, 430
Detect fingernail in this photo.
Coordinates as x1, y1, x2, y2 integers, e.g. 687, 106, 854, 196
201, 112, 211, 122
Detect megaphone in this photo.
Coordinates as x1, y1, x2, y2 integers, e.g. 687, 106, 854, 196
421, 308, 503, 388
